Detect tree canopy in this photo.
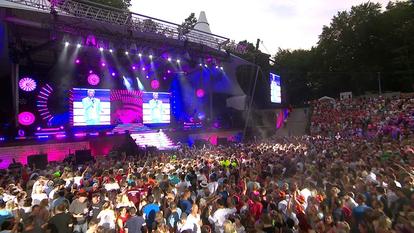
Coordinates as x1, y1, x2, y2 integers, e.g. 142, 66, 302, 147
273, 1, 414, 105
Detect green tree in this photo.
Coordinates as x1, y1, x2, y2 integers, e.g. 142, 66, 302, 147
179, 13, 198, 37
273, 1, 414, 104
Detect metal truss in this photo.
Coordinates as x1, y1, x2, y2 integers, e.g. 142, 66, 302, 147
4, 0, 229, 50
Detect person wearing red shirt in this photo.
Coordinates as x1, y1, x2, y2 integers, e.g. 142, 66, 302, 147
117, 207, 130, 233
248, 194, 263, 221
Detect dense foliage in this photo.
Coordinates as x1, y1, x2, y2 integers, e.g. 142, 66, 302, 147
273, 1, 414, 105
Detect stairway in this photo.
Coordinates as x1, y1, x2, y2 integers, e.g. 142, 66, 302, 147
130, 131, 177, 150
111, 123, 150, 134
275, 108, 309, 137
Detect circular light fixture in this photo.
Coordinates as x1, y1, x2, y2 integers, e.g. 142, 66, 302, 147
87, 73, 100, 86
196, 88, 205, 98
19, 77, 37, 92
151, 80, 160, 90
18, 112, 36, 126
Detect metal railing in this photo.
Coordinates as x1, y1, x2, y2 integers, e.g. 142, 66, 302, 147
4, 0, 229, 49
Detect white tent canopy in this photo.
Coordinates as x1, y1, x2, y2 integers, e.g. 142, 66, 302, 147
318, 96, 336, 102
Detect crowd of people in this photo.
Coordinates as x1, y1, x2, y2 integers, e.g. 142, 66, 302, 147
0, 95, 413, 233
310, 94, 414, 139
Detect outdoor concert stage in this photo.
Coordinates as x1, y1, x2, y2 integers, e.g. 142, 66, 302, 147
0, 0, 277, 169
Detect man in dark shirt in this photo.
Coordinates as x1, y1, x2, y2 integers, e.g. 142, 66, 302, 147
88, 193, 103, 222
48, 203, 73, 233
124, 207, 145, 233
69, 191, 88, 233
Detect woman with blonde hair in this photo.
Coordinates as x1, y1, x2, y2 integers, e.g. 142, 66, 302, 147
223, 219, 237, 233
116, 207, 129, 233
116, 193, 134, 209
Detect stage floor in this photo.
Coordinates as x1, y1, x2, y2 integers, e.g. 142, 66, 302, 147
0, 128, 242, 169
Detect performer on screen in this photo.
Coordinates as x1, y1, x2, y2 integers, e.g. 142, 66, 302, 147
82, 89, 102, 125
149, 92, 163, 123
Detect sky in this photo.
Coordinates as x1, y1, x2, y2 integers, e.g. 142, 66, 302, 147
130, 0, 393, 55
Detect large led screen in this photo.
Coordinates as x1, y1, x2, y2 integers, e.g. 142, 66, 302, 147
142, 92, 170, 124
270, 73, 281, 103
72, 88, 111, 126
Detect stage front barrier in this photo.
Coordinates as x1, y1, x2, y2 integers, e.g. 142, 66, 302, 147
0, 141, 90, 169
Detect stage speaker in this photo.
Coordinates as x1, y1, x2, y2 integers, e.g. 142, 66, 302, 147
194, 139, 208, 147
75, 150, 94, 165
27, 154, 48, 170
217, 138, 228, 146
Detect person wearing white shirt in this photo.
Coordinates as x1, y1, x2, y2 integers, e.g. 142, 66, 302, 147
181, 204, 201, 233
208, 199, 237, 233
207, 180, 218, 195
97, 202, 116, 230
31, 185, 48, 206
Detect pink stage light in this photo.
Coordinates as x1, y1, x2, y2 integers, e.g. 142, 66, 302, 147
101, 62, 106, 67
151, 80, 160, 90
19, 77, 37, 92
111, 72, 116, 77
87, 73, 100, 86
75, 59, 80, 64
196, 88, 205, 98
132, 66, 136, 70
18, 112, 36, 126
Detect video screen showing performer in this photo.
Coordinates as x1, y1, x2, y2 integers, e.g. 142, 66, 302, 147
270, 73, 281, 103
142, 92, 170, 124
72, 88, 111, 126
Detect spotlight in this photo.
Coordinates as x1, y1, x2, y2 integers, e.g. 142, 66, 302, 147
142, 67, 146, 71
167, 70, 171, 74
99, 47, 104, 52
215, 65, 219, 69
132, 66, 136, 70
111, 72, 116, 77
146, 75, 149, 79
138, 53, 142, 57
109, 49, 113, 53
176, 59, 180, 63
77, 43, 81, 48
101, 62, 106, 67
75, 59, 80, 64
220, 66, 224, 70
64, 42, 69, 47
204, 64, 208, 67
125, 51, 129, 55
163, 77, 167, 80
199, 63, 203, 66
149, 55, 153, 59
89, 70, 93, 74
167, 57, 172, 62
